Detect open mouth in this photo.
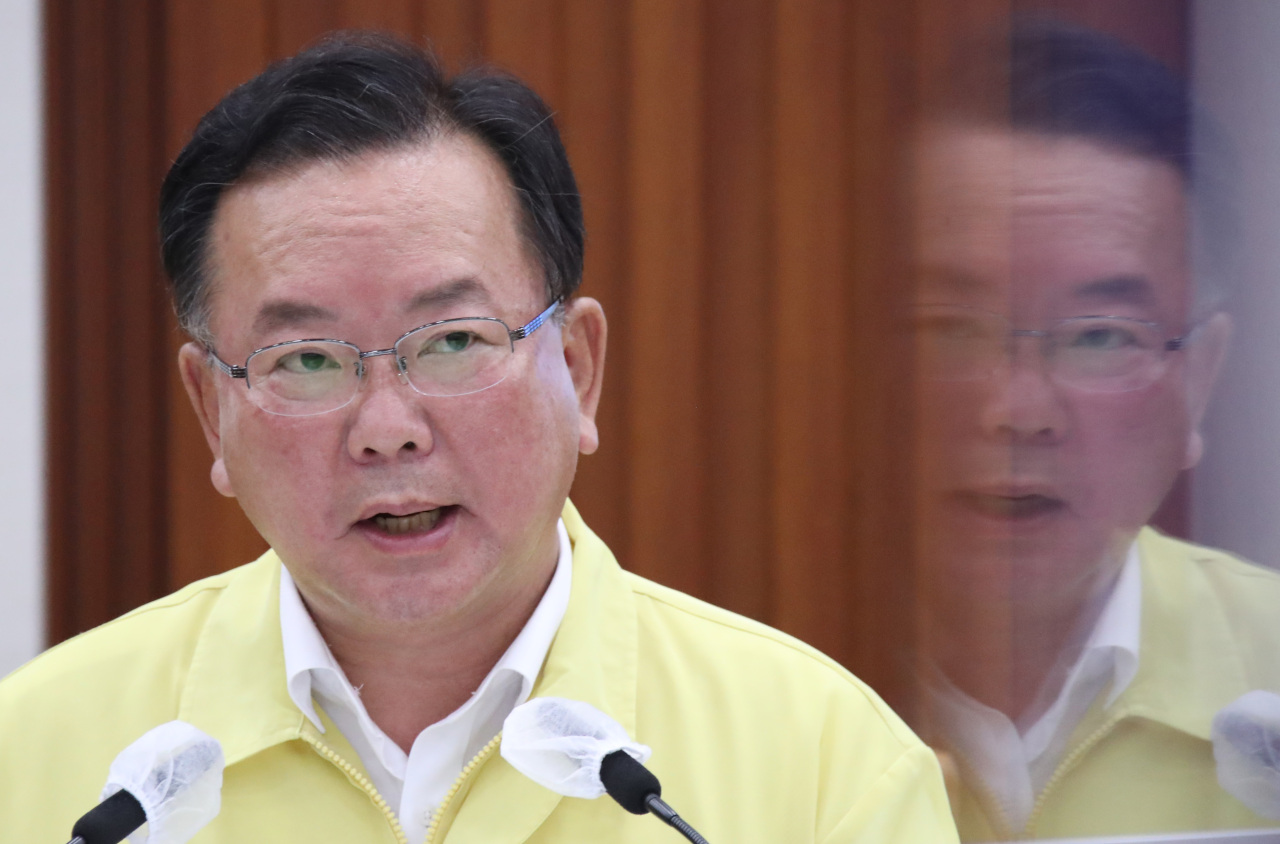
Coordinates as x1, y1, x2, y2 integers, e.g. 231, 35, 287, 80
364, 505, 456, 535
954, 491, 1065, 520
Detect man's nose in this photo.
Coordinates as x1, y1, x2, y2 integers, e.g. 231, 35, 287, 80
345, 354, 435, 460
977, 341, 1069, 444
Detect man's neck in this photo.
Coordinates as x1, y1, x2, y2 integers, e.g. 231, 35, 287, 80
927, 546, 1132, 723
304, 554, 560, 753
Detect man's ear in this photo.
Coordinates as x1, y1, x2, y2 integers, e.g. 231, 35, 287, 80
1182, 311, 1232, 469
178, 342, 236, 498
560, 297, 607, 455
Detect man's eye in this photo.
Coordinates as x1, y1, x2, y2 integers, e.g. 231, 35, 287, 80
277, 349, 342, 374
421, 331, 480, 355
1070, 325, 1138, 351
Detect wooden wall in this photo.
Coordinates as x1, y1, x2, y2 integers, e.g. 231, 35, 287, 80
44, 0, 1186, 713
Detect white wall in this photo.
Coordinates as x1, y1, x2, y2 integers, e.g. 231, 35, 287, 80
1192, 2, 1280, 566
0, 0, 43, 678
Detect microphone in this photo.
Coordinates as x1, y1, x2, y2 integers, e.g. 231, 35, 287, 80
67, 720, 225, 844
598, 748, 710, 844
1212, 690, 1280, 821
501, 697, 711, 843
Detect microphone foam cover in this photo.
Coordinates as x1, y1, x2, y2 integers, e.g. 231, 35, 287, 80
102, 720, 224, 843
1213, 690, 1280, 820
71, 789, 148, 844
599, 749, 661, 815
501, 697, 651, 799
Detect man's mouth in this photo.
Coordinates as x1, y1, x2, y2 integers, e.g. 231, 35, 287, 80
366, 505, 454, 535
953, 491, 1066, 520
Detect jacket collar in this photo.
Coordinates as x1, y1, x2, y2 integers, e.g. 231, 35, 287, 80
1115, 527, 1256, 740
529, 501, 639, 730
177, 551, 306, 766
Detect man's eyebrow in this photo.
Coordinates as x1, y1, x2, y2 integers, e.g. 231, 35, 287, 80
252, 301, 340, 335
1072, 275, 1156, 307
251, 278, 491, 336
405, 278, 489, 312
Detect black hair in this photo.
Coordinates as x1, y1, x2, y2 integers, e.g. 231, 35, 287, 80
934, 18, 1237, 309
937, 19, 1189, 171
159, 32, 583, 342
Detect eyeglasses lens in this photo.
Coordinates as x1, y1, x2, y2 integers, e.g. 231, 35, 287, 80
912, 307, 1172, 392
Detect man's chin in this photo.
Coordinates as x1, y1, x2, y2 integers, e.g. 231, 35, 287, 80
917, 524, 1135, 631
291, 551, 497, 632
345, 575, 494, 629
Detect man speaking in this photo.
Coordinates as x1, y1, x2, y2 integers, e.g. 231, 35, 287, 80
0, 34, 955, 843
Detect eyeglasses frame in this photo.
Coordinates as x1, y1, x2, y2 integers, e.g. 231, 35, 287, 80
206, 298, 562, 408
912, 304, 1196, 390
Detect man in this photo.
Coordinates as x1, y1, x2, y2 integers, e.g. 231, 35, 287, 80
0, 34, 956, 843
911, 22, 1280, 840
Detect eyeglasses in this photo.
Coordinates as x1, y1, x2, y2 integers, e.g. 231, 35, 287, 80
207, 300, 561, 416
910, 304, 1192, 393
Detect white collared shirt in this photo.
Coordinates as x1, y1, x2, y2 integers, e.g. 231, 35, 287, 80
931, 543, 1142, 832
280, 520, 572, 844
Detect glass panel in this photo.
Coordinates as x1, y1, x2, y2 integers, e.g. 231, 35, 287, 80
907, 9, 1280, 840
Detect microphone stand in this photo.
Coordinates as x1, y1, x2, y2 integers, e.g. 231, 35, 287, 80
644, 793, 712, 844
600, 749, 712, 843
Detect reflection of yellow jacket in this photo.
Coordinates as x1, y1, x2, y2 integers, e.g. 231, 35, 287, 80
952, 528, 1280, 841
0, 502, 957, 843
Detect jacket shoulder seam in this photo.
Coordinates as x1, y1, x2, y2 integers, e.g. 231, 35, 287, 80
622, 573, 905, 707
621, 574, 923, 749
6, 576, 235, 682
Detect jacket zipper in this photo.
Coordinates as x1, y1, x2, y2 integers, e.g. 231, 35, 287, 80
950, 752, 1016, 841
1025, 714, 1123, 834
423, 733, 503, 844
302, 731, 410, 844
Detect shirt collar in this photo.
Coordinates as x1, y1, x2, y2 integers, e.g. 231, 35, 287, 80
1019, 542, 1142, 756
280, 519, 573, 735
487, 518, 573, 705
279, 565, 335, 730
1086, 541, 1142, 707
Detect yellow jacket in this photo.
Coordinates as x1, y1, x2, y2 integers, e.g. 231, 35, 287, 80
0, 503, 957, 843
952, 528, 1280, 841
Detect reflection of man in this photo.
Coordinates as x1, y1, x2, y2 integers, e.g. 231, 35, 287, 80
0, 35, 956, 842
913, 23, 1280, 840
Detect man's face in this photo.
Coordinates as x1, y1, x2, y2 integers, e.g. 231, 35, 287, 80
180, 136, 605, 634
912, 127, 1225, 646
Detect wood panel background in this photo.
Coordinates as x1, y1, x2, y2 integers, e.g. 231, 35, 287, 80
45, 0, 1186, 715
